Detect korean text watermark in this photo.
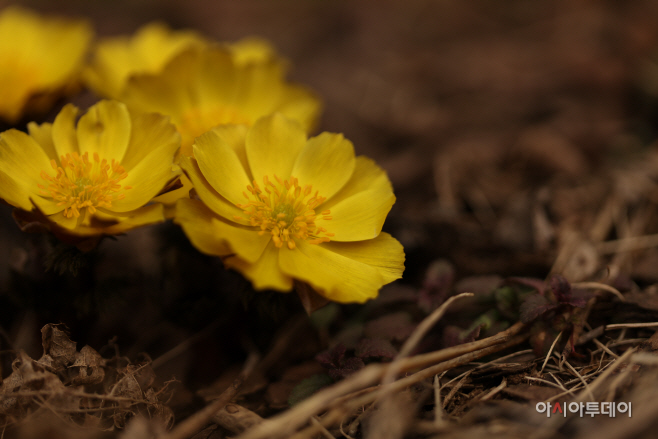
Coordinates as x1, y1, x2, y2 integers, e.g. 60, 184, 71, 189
536, 402, 631, 418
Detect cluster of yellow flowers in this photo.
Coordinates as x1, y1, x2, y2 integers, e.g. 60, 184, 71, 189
0, 7, 404, 304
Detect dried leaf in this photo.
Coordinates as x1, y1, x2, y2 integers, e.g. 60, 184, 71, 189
69, 345, 106, 386
296, 281, 330, 315
40, 324, 77, 371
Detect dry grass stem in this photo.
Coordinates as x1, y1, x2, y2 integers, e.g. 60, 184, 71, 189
571, 282, 625, 301
383, 292, 474, 385
606, 322, 658, 330
540, 331, 562, 374
596, 233, 658, 254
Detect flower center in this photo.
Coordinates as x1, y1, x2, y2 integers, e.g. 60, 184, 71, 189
179, 105, 251, 156
235, 175, 334, 250
38, 152, 131, 219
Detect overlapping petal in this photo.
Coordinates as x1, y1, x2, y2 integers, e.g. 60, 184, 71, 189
76, 100, 131, 163
179, 155, 246, 223
175, 198, 271, 262
245, 113, 307, 183
291, 132, 355, 201
194, 129, 252, 205
279, 240, 386, 303
52, 104, 80, 157
0, 129, 53, 198
225, 242, 293, 291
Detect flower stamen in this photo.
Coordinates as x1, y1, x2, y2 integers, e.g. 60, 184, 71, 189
235, 175, 332, 249
38, 151, 130, 219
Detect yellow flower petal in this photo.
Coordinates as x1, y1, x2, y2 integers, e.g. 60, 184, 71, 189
0, 129, 53, 200
324, 156, 393, 204
110, 141, 179, 213
77, 100, 132, 163
194, 127, 252, 206
31, 194, 64, 215
224, 242, 293, 291
193, 48, 240, 108
90, 204, 165, 236
121, 111, 180, 172
47, 203, 165, 236
206, 124, 250, 177
320, 191, 394, 242
292, 132, 356, 200
246, 113, 306, 183
174, 198, 270, 262
151, 173, 192, 206
84, 21, 206, 99
0, 168, 32, 211
231, 61, 285, 116
121, 47, 199, 117
228, 36, 279, 66
276, 84, 322, 134
52, 103, 80, 157
0, 7, 92, 123
179, 155, 246, 222
45, 209, 80, 230
279, 240, 387, 303
27, 121, 57, 161
316, 157, 395, 241
320, 233, 404, 284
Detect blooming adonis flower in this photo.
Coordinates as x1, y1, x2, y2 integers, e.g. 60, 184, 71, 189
120, 44, 321, 157
84, 22, 207, 99
0, 6, 92, 123
0, 100, 180, 237
174, 114, 404, 303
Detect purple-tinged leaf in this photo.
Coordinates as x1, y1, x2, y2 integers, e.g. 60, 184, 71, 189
550, 274, 572, 303
520, 293, 558, 323
443, 324, 484, 348
355, 338, 398, 360
418, 259, 455, 311
315, 343, 346, 369
328, 357, 365, 380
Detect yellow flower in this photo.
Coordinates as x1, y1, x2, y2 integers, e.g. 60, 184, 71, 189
0, 100, 180, 237
174, 114, 404, 303
84, 21, 281, 101
0, 6, 92, 124
84, 22, 207, 99
120, 44, 321, 157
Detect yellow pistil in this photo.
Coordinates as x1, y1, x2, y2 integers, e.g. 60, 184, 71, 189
38, 152, 131, 219
235, 175, 334, 249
